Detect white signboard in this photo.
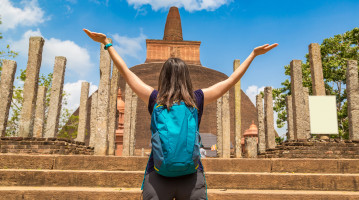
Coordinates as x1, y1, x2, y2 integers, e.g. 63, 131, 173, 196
308, 96, 338, 134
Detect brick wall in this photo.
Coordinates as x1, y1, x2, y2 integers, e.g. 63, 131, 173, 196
145, 40, 201, 65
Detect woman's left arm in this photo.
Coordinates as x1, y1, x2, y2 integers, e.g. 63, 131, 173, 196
202, 43, 278, 106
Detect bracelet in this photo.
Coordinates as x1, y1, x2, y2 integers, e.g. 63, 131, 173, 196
104, 43, 112, 50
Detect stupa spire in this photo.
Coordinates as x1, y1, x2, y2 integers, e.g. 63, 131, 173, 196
163, 7, 183, 41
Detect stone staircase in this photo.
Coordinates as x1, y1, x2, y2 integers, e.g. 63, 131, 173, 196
0, 155, 359, 199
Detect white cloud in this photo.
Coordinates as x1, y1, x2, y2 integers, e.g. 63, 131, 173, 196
112, 32, 147, 60
245, 85, 265, 105
0, 0, 48, 31
10, 29, 94, 77
126, 0, 232, 12
63, 80, 98, 112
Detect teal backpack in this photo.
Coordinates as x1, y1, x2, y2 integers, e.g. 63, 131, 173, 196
150, 101, 201, 177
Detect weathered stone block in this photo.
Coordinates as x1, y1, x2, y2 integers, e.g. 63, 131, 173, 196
89, 92, 98, 147
222, 91, 231, 158
76, 82, 90, 142
44, 56, 67, 138
264, 87, 275, 149
94, 42, 112, 155
308, 43, 326, 95
285, 95, 294, 140
290, 60, 309, 139
33, 86, 47, 138
245, 137, 258, 158
256, 94, 266, 154
233, 59, 242, 158
0, 60, 17, 136
19, 37, 45, 137
216, 96, 223, 158
129, 91, 138, 156
108, 63, 120, 155
346, 60, 359, 140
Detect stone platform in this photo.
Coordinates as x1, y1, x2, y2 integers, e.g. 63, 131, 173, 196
259, 139, 359, 159
0, 137, 94, 155
0, 155, 359, 199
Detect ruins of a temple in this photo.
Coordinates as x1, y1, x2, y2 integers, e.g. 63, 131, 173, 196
117, 7, 259, 156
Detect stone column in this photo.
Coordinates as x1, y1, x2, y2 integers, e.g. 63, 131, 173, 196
108, 66, 121, 155
76, 82, 90, 142
256, 94, 266, 154
0, 60, 17, 136
264, 87, 275, 149
94, 42, 112, 155
44, 56, 67, 138
346, 60, 359, 140
216, 96, 223, 158
303, 87, 311, 137
233, 59, 242, 158
290, 60, 308, 140
222, 91, 231, 158
19, 37, 45, 137
309, 43, 326, 96
123, 84, 133, 156
245, 137, 258, 158
89, 91, 98, 147
33, 86, 47, 138
285, 95, 294, 141
129, 91, 138, 156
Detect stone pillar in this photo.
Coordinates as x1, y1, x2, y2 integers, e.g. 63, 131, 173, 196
233, 59, 242, 158
216, 96, 223, 157
44, 56, 67, 138
285, 95, 294, 141
0, 60, 17, 136
264, 87, 275, 149
309, 43, 326, 96
19, 37, 45, 137
346, 60, 359, 140
94, 42, 112, 155
303, 87, 311, 137
256, 94, 266, 154
129, 91, 138, 156
123, 84, 132, 156
245, 137, 258, 158
76, 82, 90, 142
33, 86, 47, 138
89, 91, 98, 147
290, 60, 308, 140
108, 66, 121, 155
222, 91, 231, 158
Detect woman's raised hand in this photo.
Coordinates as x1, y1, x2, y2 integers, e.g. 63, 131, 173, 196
253, 43, 278, 56
83, 29, 109, 44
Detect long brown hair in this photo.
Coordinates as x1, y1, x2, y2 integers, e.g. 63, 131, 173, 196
157, 58, 197, 110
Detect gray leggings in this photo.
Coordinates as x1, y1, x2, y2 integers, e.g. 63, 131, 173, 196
142, 170, 207, 200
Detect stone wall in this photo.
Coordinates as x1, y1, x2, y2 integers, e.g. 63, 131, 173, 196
0, 137, 94, 155
258, 139, 359, 159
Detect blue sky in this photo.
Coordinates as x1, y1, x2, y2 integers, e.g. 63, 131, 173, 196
1, 0, 359, 136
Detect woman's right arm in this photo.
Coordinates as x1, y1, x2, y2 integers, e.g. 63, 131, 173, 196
83, 29, 153, 106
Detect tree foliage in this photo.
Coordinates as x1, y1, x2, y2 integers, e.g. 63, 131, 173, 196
273, 28, 359, 140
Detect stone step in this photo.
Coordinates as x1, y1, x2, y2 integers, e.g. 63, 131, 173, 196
1, 154, 359, 173
1, 187, 359, 200
1, 169, 359, 191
